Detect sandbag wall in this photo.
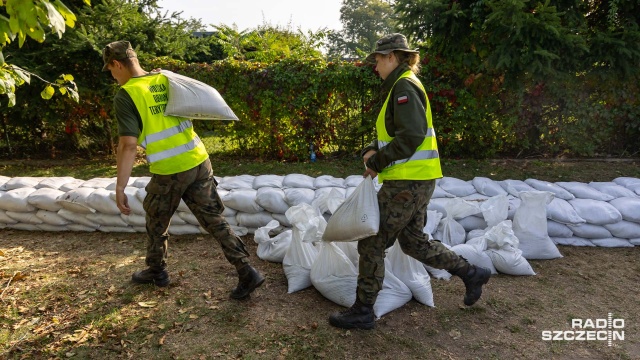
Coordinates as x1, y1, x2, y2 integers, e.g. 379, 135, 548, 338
1, 174, 639, 248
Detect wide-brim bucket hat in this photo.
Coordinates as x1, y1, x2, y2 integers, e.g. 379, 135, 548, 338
102, 40, 137, 71
365, 33, 419, 63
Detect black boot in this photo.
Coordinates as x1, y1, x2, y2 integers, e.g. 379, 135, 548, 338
458, 265, 491, 306
328, 299, 375, 330
230, 265, 265, 300
131, 267, 170, 287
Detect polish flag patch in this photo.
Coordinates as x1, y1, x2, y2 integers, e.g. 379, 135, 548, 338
397, 95, 409, 104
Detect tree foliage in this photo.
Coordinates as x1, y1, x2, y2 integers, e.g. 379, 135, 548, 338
0, 0, 88, 107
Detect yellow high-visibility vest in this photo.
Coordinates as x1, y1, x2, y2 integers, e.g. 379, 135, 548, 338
376, 70, 442, 182
122, 74, 208, 175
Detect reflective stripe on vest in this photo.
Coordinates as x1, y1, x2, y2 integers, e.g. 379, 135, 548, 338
122, 74, 208, 175
375, 70, 442, 182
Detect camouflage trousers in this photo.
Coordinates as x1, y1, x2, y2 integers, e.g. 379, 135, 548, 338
142, 158, 250, 270
356, 179, 468, 305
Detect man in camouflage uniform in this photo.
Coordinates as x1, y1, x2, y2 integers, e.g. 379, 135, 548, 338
329, 34, 491, 330
103, 40, 263, 299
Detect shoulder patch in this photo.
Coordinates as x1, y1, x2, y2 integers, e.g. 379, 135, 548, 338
397, 95, 409, 104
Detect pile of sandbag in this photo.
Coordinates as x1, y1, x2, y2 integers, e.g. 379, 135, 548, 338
0, 174, 639, 248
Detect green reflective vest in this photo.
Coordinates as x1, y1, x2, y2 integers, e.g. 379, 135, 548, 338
122, 74, 208, 175
376, 70, 443, 182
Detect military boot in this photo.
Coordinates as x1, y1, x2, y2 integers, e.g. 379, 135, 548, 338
458, 265, 491, 306
328, 299, 375, 330
131, 266, 170, 287
230, 265, 265, 300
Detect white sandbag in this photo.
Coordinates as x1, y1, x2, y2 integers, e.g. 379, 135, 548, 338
569, 199, 622, 225
176, 211, 199, 226
499, 179, 536, 198
230, 225, 248, 236
507, 196, 521, 220
59, 179, 84, 192
462, 193, 489, 201
314, 175, 345, 188
284, 188, 315, 207
457, 216, 487, 232
221, 189, 263, 213
36, 224, 68, 232
427, 198, 453, 218
80, 177, 115, 189
283, 204, 321, 293
252, 175, 284, 189
387, 241, 435, 306
472, 177, 508, 196
547, 220, 573, 238
160, 70, 239, 120
86, 188, 121, 215
67, 224, 98, 232
0, 188, 37, 212
546, 198, 586, 225
551, 236, 595, 247
525, 179, 575, 200
2, 177, 42, 190
590, 238, 634, 248
282, 174, 316, 189
438, 177, 477, 197
36, 176, 76, 190
6, 211, 42, 225
57, 209, 100, 229
27, 188, 64, 212
423, 210, 443, 236
310, 242, 358, 307
323, 176, 379, 242
479, 194, 509, 227
132, 177, 151, 188
432, 186, 456, 198
451, 242, 498, 275
255, 187, 289, 214
0, 175, 10, 189
35, 210, 70, 226
168, 224, 202, 235
588, 182, 638, 198
424, 264, 452, 280
254, 220, 292, 263
56, 187, 96, 214
434, 217, 466, 246
326, 189, 347, 215
271, 213, 292, 227
604, 220, 640, 239
218, 175, 255, 190
513, 191, 562, 260
335, 241, 359, 267
0, 210, 18, 224
236, 211, 274, 229
466, 229, 486, 241
98, 225, 135, 233
7, 223, 40, 231
613, 177, 640, 194
108, 187, 145, 215
556, 181, 614, 201
105, 177, 137, 190
608, 197, 640, 223
486, 245, 536, 276
86, 213, 129, 227
482, 220, 520, 250
630, 238, 640, 246
567, 223, 613, 239
169, 213, 187, 225
312, 187, 346, 215
373, 258, 413, 319
121, 213, 147, 227
222, 206, 237, 218
344, 175, 364, 188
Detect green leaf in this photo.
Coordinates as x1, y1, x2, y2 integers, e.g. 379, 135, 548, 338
10, 65, 30, 84
43, 1, 66, 38
59, 86, 67, 95
62, 73, 74, 82
41, 84, 55, 99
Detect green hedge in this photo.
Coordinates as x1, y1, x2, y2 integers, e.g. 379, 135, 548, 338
2, 56, 638, 160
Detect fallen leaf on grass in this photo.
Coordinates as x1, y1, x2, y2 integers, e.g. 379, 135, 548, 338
138, 301, 158, 308
13, 271, 28, 281
159, 335, 166, 346
189, 314, 198, 319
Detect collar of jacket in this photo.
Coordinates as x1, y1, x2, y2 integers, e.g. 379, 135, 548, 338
380, 63, 412, 94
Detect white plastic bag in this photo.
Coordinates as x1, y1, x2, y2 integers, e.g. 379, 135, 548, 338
322, 176, 379, 242
161, 70, 239, 121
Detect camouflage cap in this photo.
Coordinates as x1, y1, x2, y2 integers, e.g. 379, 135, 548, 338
365, 33, 418, 63
102, 41, 137, 71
